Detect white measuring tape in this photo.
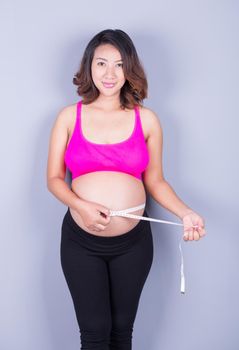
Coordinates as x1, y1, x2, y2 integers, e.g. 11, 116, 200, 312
109, 203, 199, 294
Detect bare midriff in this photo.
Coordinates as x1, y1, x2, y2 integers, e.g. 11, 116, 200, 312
69, 171, 146, 237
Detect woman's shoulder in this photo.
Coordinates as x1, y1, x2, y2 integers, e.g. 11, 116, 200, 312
59, 102, 77, 116
138, 104, 159, 119
54, 102, 78, 132
138, 105, 163, 140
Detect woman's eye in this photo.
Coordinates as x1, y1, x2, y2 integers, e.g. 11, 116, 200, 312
97, 62, 123, 67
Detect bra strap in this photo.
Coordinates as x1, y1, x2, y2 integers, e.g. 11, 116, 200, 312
77, 100, 82, 122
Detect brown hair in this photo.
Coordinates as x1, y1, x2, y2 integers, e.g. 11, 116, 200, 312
73, 29, 148, 109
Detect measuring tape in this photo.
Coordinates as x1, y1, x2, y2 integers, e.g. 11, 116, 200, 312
109, 203, 199, 294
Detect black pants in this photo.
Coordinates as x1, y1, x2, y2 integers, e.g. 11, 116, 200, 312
60, 207, 154, 350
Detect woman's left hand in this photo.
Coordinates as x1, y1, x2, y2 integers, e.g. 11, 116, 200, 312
181, 210, 206, 241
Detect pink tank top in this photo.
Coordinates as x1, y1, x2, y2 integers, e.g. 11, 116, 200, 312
64, 100, 150, 181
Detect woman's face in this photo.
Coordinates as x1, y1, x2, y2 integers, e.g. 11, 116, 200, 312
91, 44, 126, 96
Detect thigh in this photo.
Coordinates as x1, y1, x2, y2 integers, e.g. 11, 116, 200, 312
108, 225, 154, 327
60, 231, 112, 332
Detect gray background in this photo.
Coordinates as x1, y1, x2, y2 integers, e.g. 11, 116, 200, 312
1, 0, 239, 349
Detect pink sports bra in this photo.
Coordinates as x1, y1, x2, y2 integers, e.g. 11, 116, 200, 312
64, 100, 150, 181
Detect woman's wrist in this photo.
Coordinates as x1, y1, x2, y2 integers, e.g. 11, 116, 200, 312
179, 208, 194, 220
71, 196, 87, 211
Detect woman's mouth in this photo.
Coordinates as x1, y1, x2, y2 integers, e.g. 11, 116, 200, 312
102, 82, 116, 88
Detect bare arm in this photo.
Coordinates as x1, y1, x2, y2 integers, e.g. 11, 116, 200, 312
142, 108, 193, 220
145, 179, 193, 220
47, 177, 86, 211
46, 105, 86, 211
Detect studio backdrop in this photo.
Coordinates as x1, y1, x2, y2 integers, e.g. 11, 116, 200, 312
1, 1, 238, 349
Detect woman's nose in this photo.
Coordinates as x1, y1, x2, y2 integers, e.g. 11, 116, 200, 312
105, 66, 116, 77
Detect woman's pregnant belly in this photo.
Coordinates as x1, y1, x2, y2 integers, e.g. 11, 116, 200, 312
69, 171, 146, 237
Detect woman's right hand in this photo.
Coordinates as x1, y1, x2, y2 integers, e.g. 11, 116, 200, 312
75, 199, 112, 232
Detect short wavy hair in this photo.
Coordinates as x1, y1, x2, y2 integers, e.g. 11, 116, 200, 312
73, 29, 148, 109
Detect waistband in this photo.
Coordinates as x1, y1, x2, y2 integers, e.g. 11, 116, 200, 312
64, 206, 150, 246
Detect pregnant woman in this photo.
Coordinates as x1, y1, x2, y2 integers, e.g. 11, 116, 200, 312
46, 29, 206, 350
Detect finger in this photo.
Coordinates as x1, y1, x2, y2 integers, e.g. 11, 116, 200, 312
95, 223, 107, 231
197, 218, 206, 235
198, 227, 206, 237
99, 212, 111, 223
99, 211, 108, 219
193, 230, 200, 241
183, 230, 189, 241
188, 229, 194, 241
99, 217, 111, 226
99, 208, 111, 218
90, 226, 101, 232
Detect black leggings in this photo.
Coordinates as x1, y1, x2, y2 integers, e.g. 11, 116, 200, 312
60, 207, 154, 350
